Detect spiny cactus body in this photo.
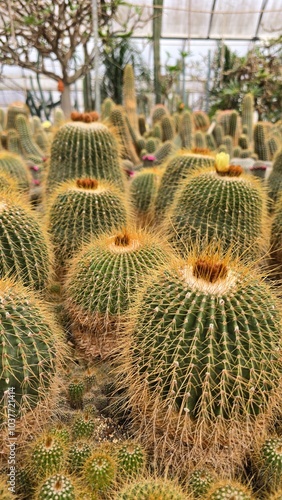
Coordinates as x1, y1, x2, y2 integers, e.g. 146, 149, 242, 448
36, 474, 77, 500
206, 481, 254, 499
121, 251, 282, 474
254, 122, 271, 161
0, 151, 31, 191
83, 451, 116, 492
47, 120, 126, 191
179, 110, 193, 149
152, 104, 167, 124
29, 434, 65, 478
47, 178, 128, 265
116, 478, 187, 499
161, 115, 175, 142
109, 108, 139, 165
242, 93, 254, 143
168, 164, 267, 259
68, 441, 92, 472
6, 102, 29, 130
117, 442, 146, 477
15, 114, 45, 160
130, 167, 163, 224
154, 152, 215, 223
0, 279, 63, 422
0, 193, 52, 290
123, 64, 138, 132
68, 380, 85, 409
72, 413, 96, 440
188, 469, 216, 498
255, 437, 282, 492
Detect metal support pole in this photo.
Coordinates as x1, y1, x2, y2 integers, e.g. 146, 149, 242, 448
92, 0, 101, 113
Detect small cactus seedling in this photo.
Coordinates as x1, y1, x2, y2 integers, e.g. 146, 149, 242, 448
255, 437, 282, 493
72, 412, 96, 440
29, 434, 65, 478
35, 474, 77, 500
117, 441, 146, 477
68, 380, 85, 410
188, 468, 216, 498
205, 480, 254, 499
83, 451, 117, 492
116, 477, 187, 499
67, 441, 92, 472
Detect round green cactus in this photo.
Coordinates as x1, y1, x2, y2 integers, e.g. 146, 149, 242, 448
116, 478, 187, 499
30, 434, 65, 477
46, 119, 126, 192
167, 164, 267, 259
121, 250, 282, 473
64, 229, 171, 348
68, 441, 92, 472
117, 441, 146, 477
0, 192, 52, 290
0, 151, 31, 192
50, 423, 70, 445
206, 480, 254, 499
154, 151, 215, 223
72, 412, 96, 440
36, 474, 76, 500
83, 451, 117, 492
0, 278, 63, 421
47, 178, 129, 265
188, 469, 216, 498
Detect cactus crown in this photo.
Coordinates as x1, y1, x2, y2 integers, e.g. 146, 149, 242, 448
193, 258, 228, 283
114, 231, 130, 247
76, 178, 99, 190
191, 147, 212, 155
71, 111, 99, 123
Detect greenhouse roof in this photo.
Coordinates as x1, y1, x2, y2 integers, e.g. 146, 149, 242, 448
116, 0, 282, 41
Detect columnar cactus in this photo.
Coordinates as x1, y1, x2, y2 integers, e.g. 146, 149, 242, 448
153, 140, 175, 165
72, 412, 96, 440
229, 110, 239, 141
138, 115, 146, 136
254, 122, 271, 161
7, 130, 22, 156
0, 151, 31, 191
151, 104, 167, 125
193, 110, 210, 131
121, 249, 282, 474
161, 115, 175, 142
129, 167, 163, 224
47, 116, 126, 192
238, 134, 249, 150
6, 102, 29, 130
109, 107, 140, 165
46, 178, 128, 264
68, 380, 85, 409
213, 124, 224, 147
154, 151, 215, 223
116, 478, 187, 499
0, 279, 63, 421
242, 93, 254, 143
123, 64, 138, 132
64, 229, 171, 356
15, 114, 45, 160
0, 193, 52, 289
194, 131, 206, 149
179, 110, 193, 149
167, 154, 268, 259
222, 135, 233, 157
205, 133, 217, 151
54, 108, 65, 128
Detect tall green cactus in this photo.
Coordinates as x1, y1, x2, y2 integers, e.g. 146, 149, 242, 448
179, 110, 193, 149
121, 249, 282, 474
109, 107, 140, 165
15, 114, 45, 160
123, 64, 138, 132
46, 118, 126, 192
130, 167, 163, 224
6, 102, 29, 130
161, 115, 175, 142
194, 131, 206, 149
242, 93, 254, 143
254, 122, 271, 161
101, 97, 115, 121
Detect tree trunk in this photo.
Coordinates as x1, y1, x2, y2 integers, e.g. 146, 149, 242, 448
60, 84, 72, 118
153, 0, 163, 104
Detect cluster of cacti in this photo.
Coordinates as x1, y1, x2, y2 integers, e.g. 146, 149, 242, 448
46, 115, 126, 192
167, 155, 268, 259
46, 177, 129, 265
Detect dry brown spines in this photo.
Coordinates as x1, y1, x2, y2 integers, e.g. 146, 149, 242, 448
216, 164, 244, 177
71, 111, 100, 123
76, 178, 98, 190
45, 435, 53, 448
193, 258, 228, 283
114, 231, 131, 247
191, 147, 213, 156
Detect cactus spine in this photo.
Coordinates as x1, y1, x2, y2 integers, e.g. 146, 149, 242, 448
116, 478, 187, 499
206, 480, 254, 499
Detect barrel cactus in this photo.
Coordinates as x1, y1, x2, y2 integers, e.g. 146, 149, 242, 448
0, 278, 64, 424
167, 153, 268, 259
29, 434, 65, 478
116, 478, 187, 499
47, 178, 129, 265
64, 228, 171, 357
0, 193, 52, 290
35, 474, 79, 500
83, 451, 117, 492
206, 481, 254, 499
254, 437, 282, 493
46, 114, 126, 192
68, 441, 92, 472
0, 151, 31, 192
120, 249, 282, 474
188, 469, 216, 498
154, 151, 215, 223
117, 441, 146, 477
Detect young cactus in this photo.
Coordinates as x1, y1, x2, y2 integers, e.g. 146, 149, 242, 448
83, 451, 117, 493
129, 167, 164, 225
29, 434, 65, 479
205, 480, 254, 499
116, 477, 187, 499
188, 469, 216, 498
35, 474, 79, 500
117, 441, 146, 477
